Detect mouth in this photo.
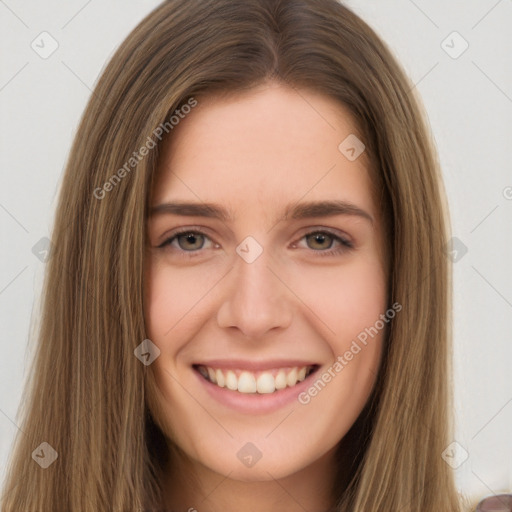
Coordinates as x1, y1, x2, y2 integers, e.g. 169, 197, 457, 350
193, 363, 319, 394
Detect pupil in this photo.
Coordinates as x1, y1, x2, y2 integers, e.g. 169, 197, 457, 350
310, 233, 330, 249
180, 233, 202, 250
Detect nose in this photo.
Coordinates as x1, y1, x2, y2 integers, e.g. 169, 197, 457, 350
216, 246, 294, 339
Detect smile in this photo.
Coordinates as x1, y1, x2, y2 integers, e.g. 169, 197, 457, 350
195, 364, 318, 394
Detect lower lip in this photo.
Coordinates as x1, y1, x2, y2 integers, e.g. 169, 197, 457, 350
193, 367, 319, 414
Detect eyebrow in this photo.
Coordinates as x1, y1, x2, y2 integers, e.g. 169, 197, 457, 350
149, 199, 374, 226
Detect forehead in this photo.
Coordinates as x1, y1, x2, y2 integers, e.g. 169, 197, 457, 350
151, 83, 376, 222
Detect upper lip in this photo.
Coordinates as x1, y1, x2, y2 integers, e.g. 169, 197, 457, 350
193, 359, 319, 371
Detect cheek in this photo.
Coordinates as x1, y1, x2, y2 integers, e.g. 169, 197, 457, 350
338, 265, 387, 342
293, 263, 387, 437
144, 259, 222, 341
288, 257, 387, 346
144, 262, 169, 341
287, 256, 387, 409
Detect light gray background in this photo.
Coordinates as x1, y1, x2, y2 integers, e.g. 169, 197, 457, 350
1, 0, 511, 504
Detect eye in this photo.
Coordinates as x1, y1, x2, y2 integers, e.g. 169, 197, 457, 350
157, 229, 216, 255
174, 232, 206, 251
295, 230, 353, 256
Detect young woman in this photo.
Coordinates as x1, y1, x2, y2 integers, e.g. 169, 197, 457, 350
1, 0, 472, 510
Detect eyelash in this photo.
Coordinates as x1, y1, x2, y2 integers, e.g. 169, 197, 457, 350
156, 227, 354, 259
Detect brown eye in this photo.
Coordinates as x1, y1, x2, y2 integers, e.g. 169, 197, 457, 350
305, 232, 335, 250
294, 229, 353, 257
175, 232, 205, 251
158, 230, 213, 253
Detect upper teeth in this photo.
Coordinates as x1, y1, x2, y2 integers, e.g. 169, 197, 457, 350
197, 365, 312, 394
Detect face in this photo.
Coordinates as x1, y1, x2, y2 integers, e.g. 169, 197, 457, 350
144, 82, 388, 483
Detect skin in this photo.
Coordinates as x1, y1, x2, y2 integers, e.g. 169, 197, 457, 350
144, 81, 388, 512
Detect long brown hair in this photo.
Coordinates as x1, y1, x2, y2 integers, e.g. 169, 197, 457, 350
1, 0, 468, 510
